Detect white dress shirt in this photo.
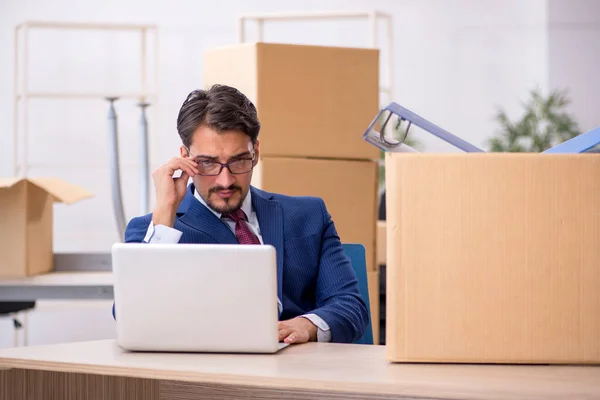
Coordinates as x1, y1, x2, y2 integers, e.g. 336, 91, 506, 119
143, 189, 332, 342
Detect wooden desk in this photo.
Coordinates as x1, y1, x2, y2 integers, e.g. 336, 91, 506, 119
0, 340, 599, 400
0, 272, 113, 301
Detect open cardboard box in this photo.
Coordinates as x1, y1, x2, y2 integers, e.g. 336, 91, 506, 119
372, 103, 600, 364
0, 178, 93, 278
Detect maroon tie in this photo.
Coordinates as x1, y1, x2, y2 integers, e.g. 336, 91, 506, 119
223, 209, 261, 245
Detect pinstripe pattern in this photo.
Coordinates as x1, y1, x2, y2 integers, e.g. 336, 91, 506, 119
124, 184, 369, 343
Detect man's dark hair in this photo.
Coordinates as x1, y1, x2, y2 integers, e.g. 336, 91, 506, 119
177, 84, 260, 148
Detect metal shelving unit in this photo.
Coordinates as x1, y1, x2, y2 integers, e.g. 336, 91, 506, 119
13, 21, 159, 237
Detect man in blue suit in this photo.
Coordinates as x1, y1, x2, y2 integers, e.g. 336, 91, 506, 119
124, 84, 369, 344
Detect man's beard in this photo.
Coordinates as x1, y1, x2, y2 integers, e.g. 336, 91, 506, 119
206, 185, 245, 214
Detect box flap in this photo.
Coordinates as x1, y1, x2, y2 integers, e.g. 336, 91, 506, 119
28, 178, 93, 204
0, 178, 25, 188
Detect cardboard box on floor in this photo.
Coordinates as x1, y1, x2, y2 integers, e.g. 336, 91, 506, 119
251, 157, 379, 273
204, 42, 380, 161
0, 178, 93, 278
384, 153, 600, 364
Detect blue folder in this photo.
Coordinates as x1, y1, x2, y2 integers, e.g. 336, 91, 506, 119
362, 102, 485, 153
543, 126, 600, 154
363, 102, 600, 154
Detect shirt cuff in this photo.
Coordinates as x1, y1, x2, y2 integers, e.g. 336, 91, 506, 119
277, 298, 283, 317
143, 221, 183, 243
301, 313, 331, 342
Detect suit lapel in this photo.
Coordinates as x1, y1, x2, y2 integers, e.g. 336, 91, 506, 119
251, 187, 284, 301
178, 184, 238, 244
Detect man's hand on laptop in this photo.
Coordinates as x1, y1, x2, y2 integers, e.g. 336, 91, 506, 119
278, 317, 318, 344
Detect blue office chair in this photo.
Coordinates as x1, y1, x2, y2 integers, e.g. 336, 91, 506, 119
342, 243, 374, 345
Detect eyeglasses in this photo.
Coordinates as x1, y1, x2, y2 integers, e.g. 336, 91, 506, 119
185, 147, 256, 176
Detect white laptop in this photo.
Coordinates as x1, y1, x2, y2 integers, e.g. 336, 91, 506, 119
111, 242, 288, 353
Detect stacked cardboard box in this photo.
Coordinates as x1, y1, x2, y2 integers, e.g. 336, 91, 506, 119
204, 43, 381, 342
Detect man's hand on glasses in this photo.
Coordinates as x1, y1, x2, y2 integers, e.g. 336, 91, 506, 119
151, 156, 199, 228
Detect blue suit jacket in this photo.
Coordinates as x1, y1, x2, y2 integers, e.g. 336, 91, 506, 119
123, 184, 369, 343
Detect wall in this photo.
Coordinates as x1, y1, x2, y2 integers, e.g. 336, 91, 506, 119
0, 0, 551, 252
0, 0, 587, 347
548, 0, 600, 134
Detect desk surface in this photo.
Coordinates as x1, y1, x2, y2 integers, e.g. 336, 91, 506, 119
0, 272, 113, 300
0, 272, 113, 286
0, 340, 599, 399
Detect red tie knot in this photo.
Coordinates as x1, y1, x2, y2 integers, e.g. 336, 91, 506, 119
224, 208, 247, 222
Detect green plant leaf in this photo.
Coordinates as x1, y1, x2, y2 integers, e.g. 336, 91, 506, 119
487, 88, 580, 152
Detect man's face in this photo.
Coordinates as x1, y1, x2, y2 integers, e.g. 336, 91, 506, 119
181, 125, 259, 214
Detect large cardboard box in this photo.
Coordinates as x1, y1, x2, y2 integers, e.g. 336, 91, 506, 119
385, 153, 600, 364
204, 42, 380, 161
0, 178, 92, 278
252, 157, 378, 272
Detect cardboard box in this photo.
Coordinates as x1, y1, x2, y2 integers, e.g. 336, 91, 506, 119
204, 42, 380, 161
252, 157, 378, 272
385, 153, 600, 364
0, 178, 92, 278
368, 270, 380, 345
